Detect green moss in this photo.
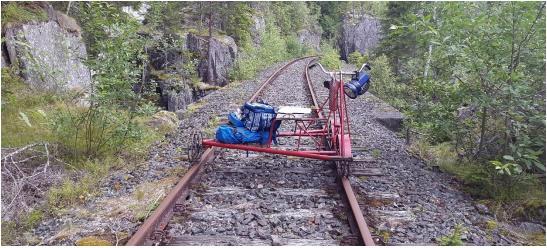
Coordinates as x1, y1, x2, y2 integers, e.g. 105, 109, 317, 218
75, 236, 112, 246
485, 220, 498, 230
371, 149, 381, 159
378, 230, 390, 244
1, 2, 48, 28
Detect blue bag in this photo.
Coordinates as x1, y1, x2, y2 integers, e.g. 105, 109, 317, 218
235, 127, 270, 144
242, 102, 277, 132
216, 125, 272, 145
228, 112, 245, 127
215, 125, 240, 144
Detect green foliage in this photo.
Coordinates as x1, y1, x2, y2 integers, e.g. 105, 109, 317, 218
439, 224, 464, 246
347, 51, 368, 67
47, 159, 110, 209
376, 2, 546, 177
1, 68, 57, 147
50, 105, 142, 160
224, 3, 254, 47
22, 209, 43, 230
0, 2, 48, 28
423, 141, 546, 221
316, 2, 349, 39
230, 22, 291, 80
319, 43, 342, 70
367, 55, 409, 110
73, 2, 139, 56
270, 2, 317, 35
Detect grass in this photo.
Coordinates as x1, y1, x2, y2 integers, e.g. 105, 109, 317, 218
411, 139, 546, 223
1, 70, 171, 244
1, 2, 48, 28
203, 116, 222, 137
46, 161, 109, 210
184, 101, 205, 117
371, 149, 382, 159
1, 68, 57, 147
439, 224, 464, 246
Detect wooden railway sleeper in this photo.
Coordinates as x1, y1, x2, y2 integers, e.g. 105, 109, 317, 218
173, 203, 185, 213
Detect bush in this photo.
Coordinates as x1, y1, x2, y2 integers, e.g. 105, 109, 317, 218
367, 55, 408, 110
230, 23, 290, 80
1, 2, 48, 28
319, 43, 341, 70
439, 224, 464, 246
347, 51, 369, 67
421, 141, 546, 221
50, 105, 143, 160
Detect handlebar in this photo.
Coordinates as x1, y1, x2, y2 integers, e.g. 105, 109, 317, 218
309, 62, 371, 80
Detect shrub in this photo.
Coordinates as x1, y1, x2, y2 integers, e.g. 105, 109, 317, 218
1, 2, 48, 28
50, 105, 143, 160
439, 224, 464, 246
319, 43, 341, 70
230, 23, 290, 81
368, 55, 408, 110
348, 51, 369, 67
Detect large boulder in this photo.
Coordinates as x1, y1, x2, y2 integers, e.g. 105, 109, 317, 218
151, 71, 194, 112
339, 14, 382, 61
186, 33, 237, 86
3, 11, 91, 92
297, 28, 322, 52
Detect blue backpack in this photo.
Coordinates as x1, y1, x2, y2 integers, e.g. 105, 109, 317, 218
241, 102, 278, 132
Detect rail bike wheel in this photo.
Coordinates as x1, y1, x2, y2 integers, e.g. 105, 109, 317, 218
187, 130, 203, 163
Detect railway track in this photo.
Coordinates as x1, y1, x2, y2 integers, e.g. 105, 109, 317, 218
127, 57, 376, 246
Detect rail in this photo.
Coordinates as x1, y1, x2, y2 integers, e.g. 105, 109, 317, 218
127, 56, 375, 246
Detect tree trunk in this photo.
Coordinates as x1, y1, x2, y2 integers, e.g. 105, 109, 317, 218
199, 2, 203, 28
66, 1, 72, 15
475, 106, 488, 159
423, 4, 437, 79
207, 2, 214, 84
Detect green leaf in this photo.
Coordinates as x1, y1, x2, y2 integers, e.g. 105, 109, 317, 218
533, 162, 546, 171
18, 111, 32, 127
502, 155, 514, 161
36, 109, 47, 117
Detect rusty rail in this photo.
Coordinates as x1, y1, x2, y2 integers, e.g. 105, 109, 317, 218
127, 57, 315, 245
304, 60, 375, 246
126, 148, 216, 245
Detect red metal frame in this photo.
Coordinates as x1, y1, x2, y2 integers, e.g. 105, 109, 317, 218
202, 68, 352, 162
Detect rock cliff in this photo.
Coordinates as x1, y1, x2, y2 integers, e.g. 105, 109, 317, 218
338, 14, 382, 61
297, 28, 322, 52
186, 33, 237, 86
